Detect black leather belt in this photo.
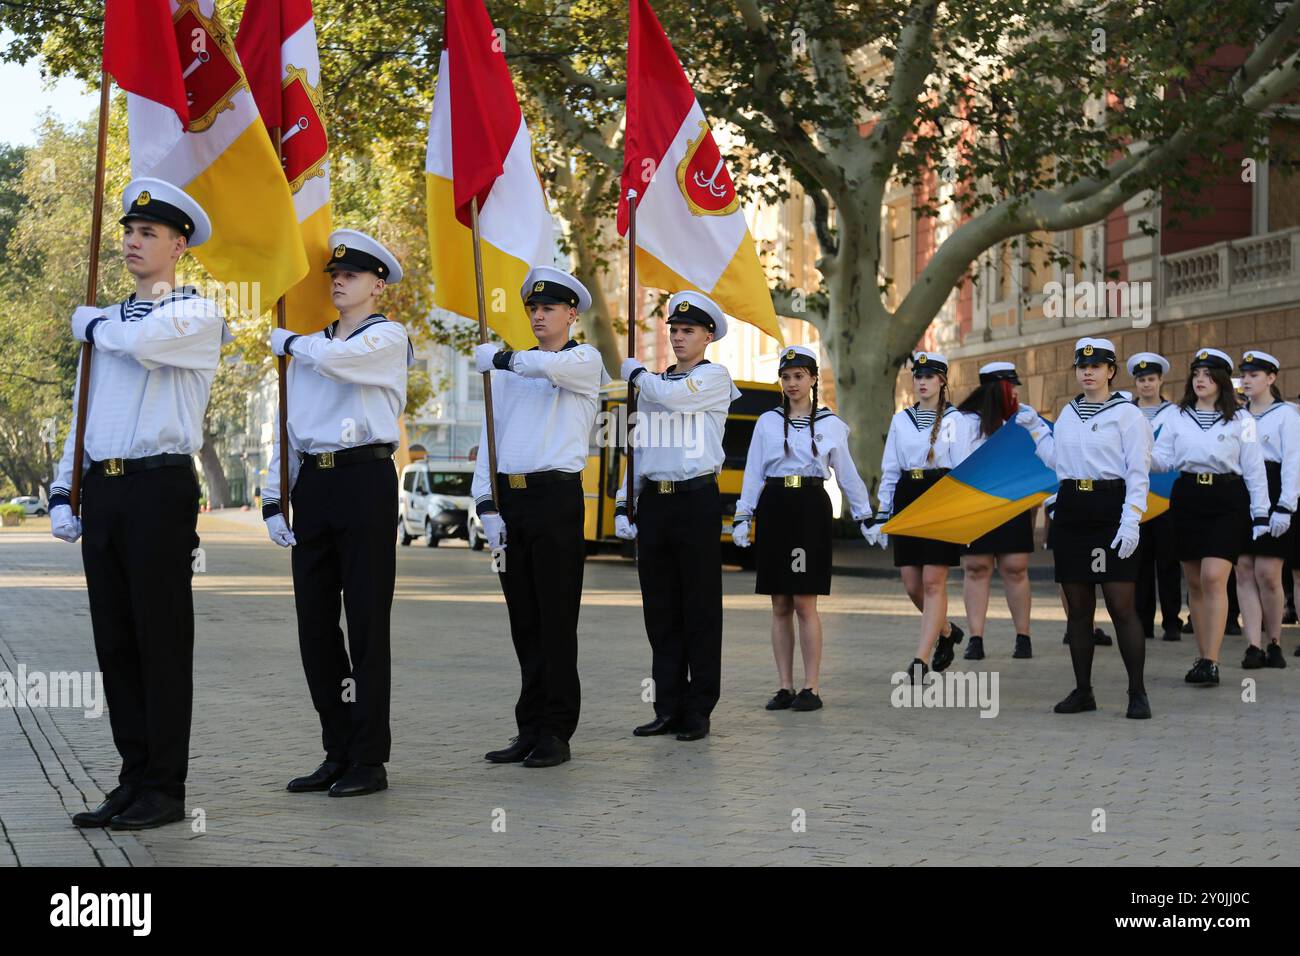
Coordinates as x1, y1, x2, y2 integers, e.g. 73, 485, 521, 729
91, 453, 192, 477
1180, 471, 1241, 485
497, 469, 583, 490
300, 442, 395, 470
899, 468, 948, 481
765, 476, 825, 489
642, 474, 717, 495
1064, 478, 1125, 491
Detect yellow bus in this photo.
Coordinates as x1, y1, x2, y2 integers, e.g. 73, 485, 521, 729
582, 378, 782, 566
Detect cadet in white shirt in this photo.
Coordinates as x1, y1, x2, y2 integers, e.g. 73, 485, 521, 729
1151, 348, 1271, 687
864, 351, 970, 682
51, 178, 223, 830
264, 230, 410, 799
1231, 350, 1297, 670
733, 345, 873, 712
1025, 337, 1153, 718
1127, 352, 1185, 642
473, 267, 608, 769
614, 291, 740, 740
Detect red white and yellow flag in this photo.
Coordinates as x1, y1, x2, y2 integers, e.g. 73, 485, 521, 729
236, 0, 333, 334
619, 0, 781, 343
103, 0, 307, 316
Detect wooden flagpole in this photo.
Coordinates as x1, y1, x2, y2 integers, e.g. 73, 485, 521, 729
469, 196, 501, 508
269, 124, 291, 524
69, 70, 113, 515
625, 187, 638, 526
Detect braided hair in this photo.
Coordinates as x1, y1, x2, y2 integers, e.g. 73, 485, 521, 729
925, 378, 948, 465
781, 376, 820, 458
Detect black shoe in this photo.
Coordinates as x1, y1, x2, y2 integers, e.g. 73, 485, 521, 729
633, 715, 681, 736
286, 760, 347, 793
1204, 661, 1220, 684
1242, 645, 1266, 669
1013, 634, 1032, 659
1062, 631, 1069, 645
1185, 658, 1209, 683
1283, 607, 1298, 625
522, 735, 571, 767
1265, 643, 1288, 669
675, 715, 711, 740
1161, 627, 1182, 642
72, 785, 137, 828
1225, 619, 1242, 637
765, 688, 796, 710
1093, 627, 1112, 646
1126, 690, 1152, 720
1182, 618, 1195, 633
1144, 631, 1154, 640
790, 689, 823, 711
484, 736, 537, 763
1054, 687, 1097, 713
328, 764, 387, 797
906, 658, 929, 685
932, 622, 964, 672
963, 635, 985, 660
108, 790, 185, 830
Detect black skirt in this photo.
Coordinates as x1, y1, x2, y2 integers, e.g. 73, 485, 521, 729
891, 470, 961, 568
964, 510, 1035, 555
1244, 460, 1292, 558
1052, 482, 1139, 583
1171, 474, 1249, 562
755, 481, 833, 595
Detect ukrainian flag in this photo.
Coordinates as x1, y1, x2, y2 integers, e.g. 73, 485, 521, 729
1145, 470, 1176, 520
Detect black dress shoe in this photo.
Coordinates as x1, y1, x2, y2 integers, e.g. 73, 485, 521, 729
1185, 658, 1210, 683
522, 735, 571, 767
328, 764, 388, 797
1126, 690, 1152, 720
906, 658, 929, 684
790, 689, 823, 711
1062, 631, 1070, 645
1265, 643, 1287, 669
633, 715, 681, 736
932, 622, 964, 672
1013, 634, 1032, 659
286, 760, 347, 793
1182, 618, 1195, 633
72, 785, 137, 828
1225, 619, 1242, 637
675, 715, 710, 740
1242, 645, 1266, 669
963, 635, 985, 660
1054, 687, 1097, 713
1162, 628, 1182, 642
765, 688, 796, 710
1093, 627, 1112, 646
109, 790, 185, 830
484, 736, 538, 763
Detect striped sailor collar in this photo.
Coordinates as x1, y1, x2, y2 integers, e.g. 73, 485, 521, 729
120, 285, 201, 313
324, 313, 388, 340
663, 359, 712, 379
1134, 398, 1172, 412
527, 338, 581, 352
905, 401, 954, 428
1249, 399, 1287, 419
1068, 391, 1129, 419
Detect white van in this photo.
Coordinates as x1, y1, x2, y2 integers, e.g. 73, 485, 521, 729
398, 460, 484, 549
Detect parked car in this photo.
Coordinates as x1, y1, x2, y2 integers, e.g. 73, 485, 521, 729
9, 495, 47, 517
398, 460, 479, 548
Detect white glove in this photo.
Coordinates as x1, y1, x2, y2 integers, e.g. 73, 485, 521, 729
71, 306, 106, 343
620, 357, 646, 383
615, 514, 637, 540
865, 513, 889, 548
732, 519, 751, 548
1110, 514, 1140, 560
270, 327, 295, 356
474, 343, 501, 374
481, 511, 506, 550
50, 504, 82, 543
1014, 405, 1038, 428
1269, 511, 1291, 537
265, 513, 296, 548
1253, 522, 1270, 541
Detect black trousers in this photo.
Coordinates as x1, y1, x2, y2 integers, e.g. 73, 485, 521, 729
634, 484, 723, 719
1135, 512, 1182, 635
290, 458, 395, 766
496, 479, 585, 742
80, 465, 199, 801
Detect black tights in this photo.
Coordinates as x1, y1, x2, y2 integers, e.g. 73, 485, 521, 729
1061, 581, 1146, 694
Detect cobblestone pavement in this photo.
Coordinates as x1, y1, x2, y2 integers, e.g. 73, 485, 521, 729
1, 513, 1297, 866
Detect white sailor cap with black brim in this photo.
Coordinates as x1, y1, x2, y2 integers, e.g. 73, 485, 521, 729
1190, 348, 1233, 373
666, 290, 728, 341
120, 178, 211, 248
778, 344, 818, 371
522, 266, 591, 312
1239, 350, 1280, 374
1073, 337, 1117, 366
978, 361, 1020, 385
325, 229, 403, 284
911, 351, 948, 376
1126, 352, 1169, 377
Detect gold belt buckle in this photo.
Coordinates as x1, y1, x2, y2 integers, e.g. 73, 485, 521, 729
909, 469, 924, 480
657, 480, 674, 494
103, 458, 124, 477
1197, 472, 1213, 485
784, 475, 802, 488
318, 451, 334, 469
1077, 479, 1093, 491
508, 474, 527, 489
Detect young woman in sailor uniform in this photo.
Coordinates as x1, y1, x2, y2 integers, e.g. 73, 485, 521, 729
1127, 352, 1185, 642
864, 351, 970, 682
1150, 349, 1272, 687
1024, 337, 1153, 719
733, 345, 873, 711
955, 361, 1040, 661
1231, 350, 1298, 669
